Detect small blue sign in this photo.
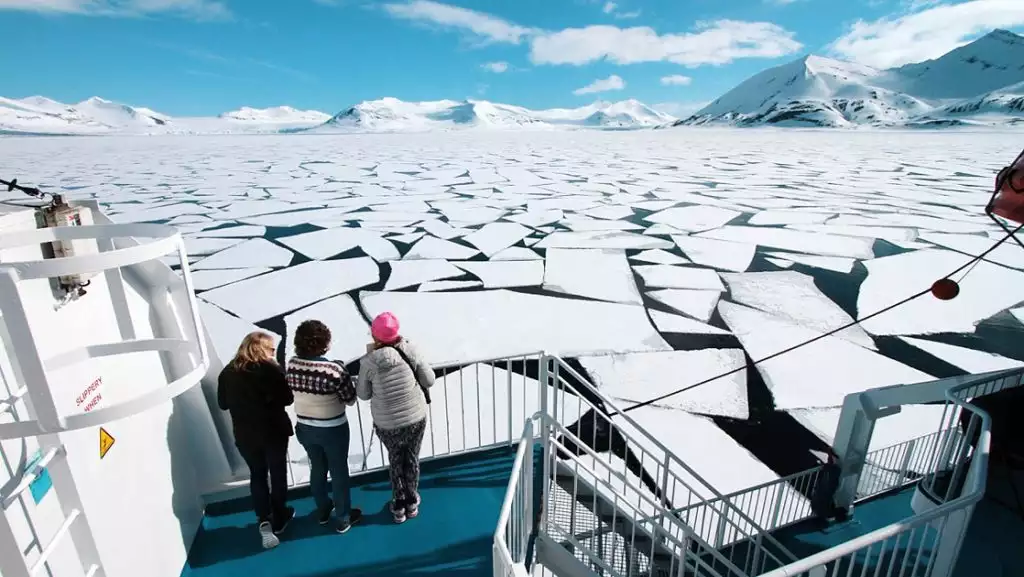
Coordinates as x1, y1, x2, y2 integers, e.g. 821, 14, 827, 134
25, 450, 53, 505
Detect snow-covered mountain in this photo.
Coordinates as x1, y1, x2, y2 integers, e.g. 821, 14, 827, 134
678, 29, 1024, 128
0, 98, 333, 135
1, 94, 675, 135
0, 96, 171, 134
219, 106, 331, 125
318, 97, 674, 132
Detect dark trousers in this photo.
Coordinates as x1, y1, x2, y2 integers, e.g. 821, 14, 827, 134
295, 420, 353, 521
377, 418, 427, 509
238, 441, 289, 523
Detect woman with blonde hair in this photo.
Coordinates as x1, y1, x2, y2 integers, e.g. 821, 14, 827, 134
217, 331, 295, 550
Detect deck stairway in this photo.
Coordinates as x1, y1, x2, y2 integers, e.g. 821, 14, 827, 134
495, 361, 1024, 577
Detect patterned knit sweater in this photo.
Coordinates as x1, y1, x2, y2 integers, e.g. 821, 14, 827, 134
285, 356, 356, 425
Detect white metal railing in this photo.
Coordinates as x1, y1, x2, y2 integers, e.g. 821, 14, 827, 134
670, 466, 824, 543
542, 355, 798, 574
494, 419, 535, 577
281, 352, 549, 488
755, 369, 1024, 577
857, 429, 954, 500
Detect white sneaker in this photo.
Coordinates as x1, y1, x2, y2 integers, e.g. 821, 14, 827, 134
259, 521, 280, 549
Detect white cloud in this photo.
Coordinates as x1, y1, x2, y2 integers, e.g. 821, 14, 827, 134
830, 0, 1024, 68
573, 74, 625, 95
382, 0, 535, 44
0, 0, 230, 19
482, 61, 509, 73
660, 74, 692, 86
381, 1, 801, 68
652, 100, 711, 117
615, 10, 640, 19
602, 1, 615, 14
530, 20, 802, 66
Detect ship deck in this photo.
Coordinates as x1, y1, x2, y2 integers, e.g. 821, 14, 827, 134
769, 475, 1024, 577
181, 445, 518, 577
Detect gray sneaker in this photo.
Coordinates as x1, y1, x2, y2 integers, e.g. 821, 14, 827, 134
259, 521, 280, 549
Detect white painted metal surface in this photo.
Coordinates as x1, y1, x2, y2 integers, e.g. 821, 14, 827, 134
0, 205, 212, 577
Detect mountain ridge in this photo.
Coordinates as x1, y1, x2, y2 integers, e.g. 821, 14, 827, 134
4, 28, 1023, 135
0, 95, 678, 135
677, 28, 1024, 128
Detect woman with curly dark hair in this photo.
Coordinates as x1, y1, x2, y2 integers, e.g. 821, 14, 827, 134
286, 319, 362, 534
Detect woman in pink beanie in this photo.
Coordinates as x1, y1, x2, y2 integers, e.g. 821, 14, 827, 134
357, 312, 435, 523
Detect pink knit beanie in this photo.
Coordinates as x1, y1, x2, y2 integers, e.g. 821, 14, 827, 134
371, 312, 400, 344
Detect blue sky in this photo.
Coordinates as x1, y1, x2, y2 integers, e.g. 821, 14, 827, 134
1, 0, 1022, 116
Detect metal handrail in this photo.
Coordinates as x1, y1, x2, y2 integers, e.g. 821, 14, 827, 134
754, 370, 1017, 577
548, 355, 800, 564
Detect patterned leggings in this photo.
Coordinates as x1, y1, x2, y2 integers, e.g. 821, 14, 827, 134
376, 418, 427, 509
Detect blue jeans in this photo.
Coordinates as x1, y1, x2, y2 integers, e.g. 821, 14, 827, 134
295, 420, 352, 521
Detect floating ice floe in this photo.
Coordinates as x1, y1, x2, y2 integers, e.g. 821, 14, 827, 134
698, 226, 876, 259
461, 222, 532, 257
719, 302, 933, 410
579, 350, 747, 418
418, 279, 483, 292
543, 248, 642, 305
918, 232, 1024, 270
360, 289, 670, 365
491, 246, 542, 260
765, 257, 794, 268
787, 224, 918, 244
384, 259, 466, 291
646, 289, 721, 322
629, 249, 690, 265
649, 310, 729, 335
746, 211, 834, 226
633, 265, 724, 291
191, 237, 294, 270
454, 260, 545, 288
899, 337, 1024, 373
190, 267, 272, 291
197, 300, 281, 365
721, 271, 875, 349
763, 251, 855, 274
190, 224, 267, 238
184, 237, 247, 256
857, 249, 1024, 336
644, 205, 741, 232
403, 235, 480, 260
535, 230, 674, 250
671, 235, 756, 272
277, 226, 400, 261
203, 257, 380, 322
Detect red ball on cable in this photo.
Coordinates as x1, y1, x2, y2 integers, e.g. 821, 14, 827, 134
931, 278, 960, 300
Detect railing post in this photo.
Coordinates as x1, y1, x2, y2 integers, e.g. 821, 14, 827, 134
896, 438, 915, 488
538, 354, 551, 534
523, 419, 534, 566
833, 391, 891, 511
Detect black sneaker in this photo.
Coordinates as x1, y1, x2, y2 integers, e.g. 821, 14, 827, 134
317, 501, 335, 526
272, 507, 295, 535
336, 508, 363, 534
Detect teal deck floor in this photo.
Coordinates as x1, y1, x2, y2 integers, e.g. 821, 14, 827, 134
181, 445, 517, 577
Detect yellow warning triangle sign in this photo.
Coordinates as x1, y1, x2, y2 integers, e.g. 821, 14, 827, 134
99, 427, 115, 459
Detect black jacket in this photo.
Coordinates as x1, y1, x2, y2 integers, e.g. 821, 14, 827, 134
217, 360, 294, 449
